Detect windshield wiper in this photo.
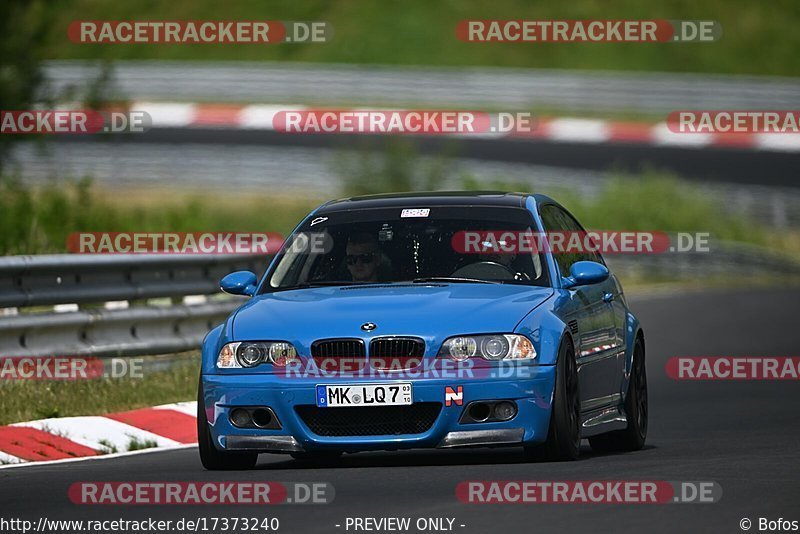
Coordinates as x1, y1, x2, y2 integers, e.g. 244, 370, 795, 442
273, 281, 361, 291
411, 277, 500, 285
305, 280, 361, 286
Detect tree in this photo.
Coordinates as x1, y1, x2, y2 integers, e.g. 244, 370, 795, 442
0, 0, 54, 173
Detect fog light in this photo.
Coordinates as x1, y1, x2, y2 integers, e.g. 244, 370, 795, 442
493, 401, 517, 421
229, 408, 252, 428
468, 403, 492, 422
251, 408, 273, 428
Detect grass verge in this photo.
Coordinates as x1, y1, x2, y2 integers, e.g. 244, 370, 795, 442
0, 360, 198, 426
0, 177, 320, 255
126, 436, 159, 451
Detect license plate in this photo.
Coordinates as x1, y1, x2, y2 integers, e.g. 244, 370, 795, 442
316, 383, 412, 408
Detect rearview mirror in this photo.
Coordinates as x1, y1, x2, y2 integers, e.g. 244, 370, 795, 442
220, 271, 258, 296
563, 261, 609, 289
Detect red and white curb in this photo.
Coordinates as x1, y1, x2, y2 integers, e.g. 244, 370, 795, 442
133, 101, 800, 152
0, 401, 197, 468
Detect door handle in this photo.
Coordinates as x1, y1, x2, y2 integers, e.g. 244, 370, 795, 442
602, 292, 615, 303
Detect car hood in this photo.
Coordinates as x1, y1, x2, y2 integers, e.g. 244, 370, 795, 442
231, 283, 553, 351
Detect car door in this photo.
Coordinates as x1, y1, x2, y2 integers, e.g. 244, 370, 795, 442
539, 204, 620, 413
605, 271, 630, 399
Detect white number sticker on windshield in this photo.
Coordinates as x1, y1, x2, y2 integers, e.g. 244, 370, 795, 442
401, 208, 430, 218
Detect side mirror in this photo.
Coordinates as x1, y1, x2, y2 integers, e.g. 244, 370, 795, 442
220, 271, 258, 296
563, 261, 609, 289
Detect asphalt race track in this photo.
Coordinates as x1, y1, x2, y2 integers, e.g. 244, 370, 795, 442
2, 287, 798, 534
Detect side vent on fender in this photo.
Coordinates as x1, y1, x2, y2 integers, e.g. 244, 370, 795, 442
568, 320, 579, 335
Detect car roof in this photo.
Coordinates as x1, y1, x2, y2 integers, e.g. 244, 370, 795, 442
314, 191, 539, 214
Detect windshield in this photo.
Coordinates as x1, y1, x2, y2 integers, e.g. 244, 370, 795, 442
262, 205, 550, 291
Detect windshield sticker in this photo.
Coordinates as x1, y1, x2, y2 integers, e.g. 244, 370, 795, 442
310, 216, 328, 226
401, 208, 430, 218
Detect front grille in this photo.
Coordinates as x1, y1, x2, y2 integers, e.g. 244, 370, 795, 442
312, 338, 365, 358
295, 403, 442, 437
369, 337, 426, 370
312, 338, 366, 369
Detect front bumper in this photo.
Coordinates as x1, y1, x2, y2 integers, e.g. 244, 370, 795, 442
201, 368, 556, 453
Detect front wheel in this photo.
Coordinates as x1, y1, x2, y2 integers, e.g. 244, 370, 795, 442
197, 380, 258, 470
588, 337, 648, 452
525, 336, 580, 461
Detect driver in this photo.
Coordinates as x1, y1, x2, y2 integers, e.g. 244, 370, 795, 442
345, 232, 382, 283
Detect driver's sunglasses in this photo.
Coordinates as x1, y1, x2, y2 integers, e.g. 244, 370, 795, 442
346, 253, 377, 266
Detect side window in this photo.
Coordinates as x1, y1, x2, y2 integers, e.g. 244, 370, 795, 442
539, 205, 604, 278
559, 210, 606, 267
539, 205, 574, 278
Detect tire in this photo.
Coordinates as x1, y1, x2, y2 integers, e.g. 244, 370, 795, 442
197, 379, 258, 470
589, 337, 648, 453
525, 336, 580, 461
290, 451, 343, 464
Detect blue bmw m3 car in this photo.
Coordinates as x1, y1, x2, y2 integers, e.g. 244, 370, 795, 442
198, 192, 648, 469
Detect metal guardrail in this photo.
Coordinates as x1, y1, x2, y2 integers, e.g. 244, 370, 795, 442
0, 302, 234, 359
42, 60, 800, 113
0, 254, 266, 308
606, 242, 800, 279
0, 254, 270, 358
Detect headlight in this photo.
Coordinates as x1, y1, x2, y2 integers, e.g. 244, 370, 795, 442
446, 337, 478, 361
268, 342, 298, 367
482, 336, 510, 360
438, 334, 535, 361
239, 343, 266, 367
216, 341, 299, 368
